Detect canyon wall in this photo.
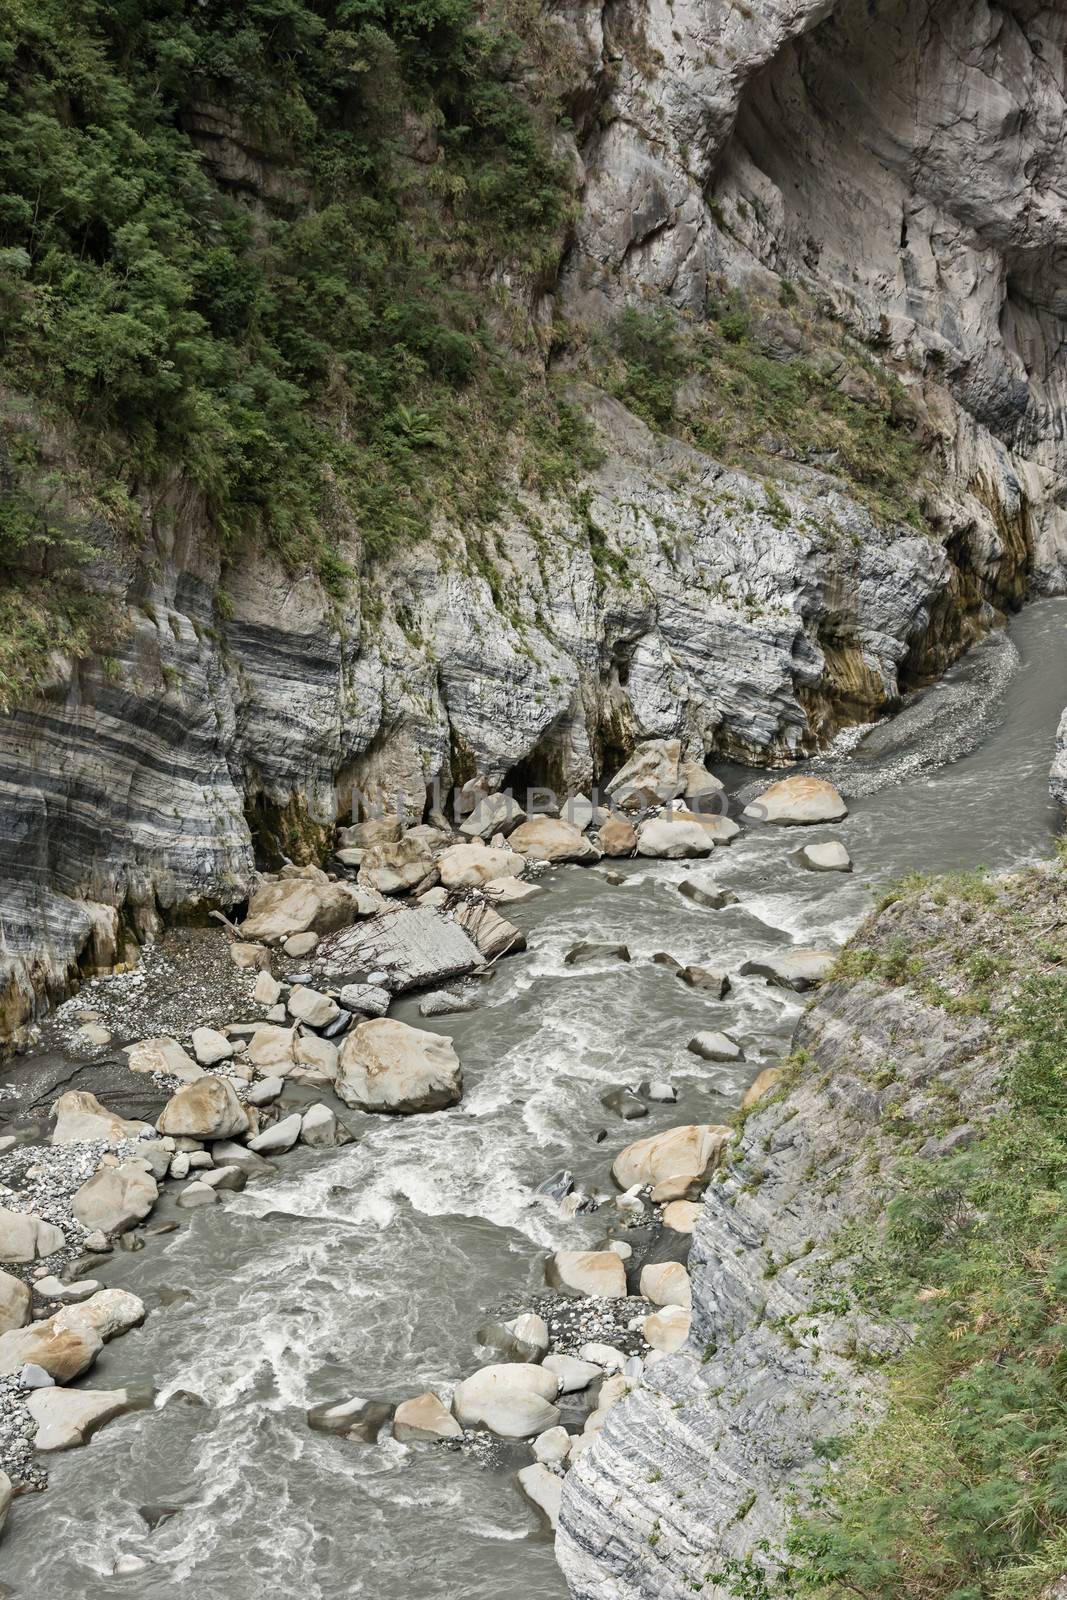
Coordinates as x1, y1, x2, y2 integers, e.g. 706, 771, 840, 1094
2, 0, 1066, 1033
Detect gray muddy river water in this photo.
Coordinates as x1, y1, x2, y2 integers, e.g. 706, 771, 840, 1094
2, 599, 1065, 1600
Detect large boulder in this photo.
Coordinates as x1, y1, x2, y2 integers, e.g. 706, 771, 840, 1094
679, 761, 725, 805
358, 836, 435, 895
449, 899, 526, 961
678, 876, 738, 910
545, 1250, 627, 1298
742, 776, 847, 825
639, 1262, 692, 1309
477, 1312, 549, 1364
612, 1125, 731, 1191
124, 1037, 203, 1083
739, 949, 837, 991
336, 1018, 462, 1114
507, 818, 597, 863
51, 1091, 151, 1146
643, 1305, 691, 1353
741, 1067, 783, 1108
0, 1469, 10, 1537
392, 1391, 463, 1442
460, 793, 527, 840
542, 1354, 602, 1392
338, 817, 403, 849
437, 843, 525, 889
72, 1162, 158, 1235
240, 876, 373, 942
636, 816, 716, 859
517, 1462, 563, 1529
157, 1077, 249, 1141
0, 1206, 65, 1263
595, 815, 638, 856
0, 1269, 30, 1335
0, 1319, 101, 1381
247, 1024, 297, 1071
605, 739, 684, 810
671, 807, 739, 842
28, 1386, 143, 1451
687, 1031, 743, 1062
316, 906, 484, 992
451, 1364, 561, 1438
795, 841, 852, 872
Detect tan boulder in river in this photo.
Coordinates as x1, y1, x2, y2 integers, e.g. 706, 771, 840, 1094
546, 1250, 627, 1299
336, 1018, 462, 1114
436, 842, 525, 889
612, 1124, 731, 1191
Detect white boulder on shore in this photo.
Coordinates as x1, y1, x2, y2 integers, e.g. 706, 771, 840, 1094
545, 1250, 627, 1299
452, 1363, 561, 1438
72, 1161, 158, 1236
0, 1268, 30, 1335
51, 1090, 151, 1146
157, 1076, 250, 1140
507, 817, 597, 863
125, 1036, 204, 1083
437, 842, 525, 889
336, 1018, 462, 1115
0, 1205, 65, 1264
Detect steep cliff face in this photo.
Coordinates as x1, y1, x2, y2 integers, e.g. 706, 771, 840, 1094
2, 0, 1066, 1035
557, 863, 1063, 1599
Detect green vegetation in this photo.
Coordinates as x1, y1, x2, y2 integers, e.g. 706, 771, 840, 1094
772, 870, 1067, 1600
0, 0, 587, 697
600, 299, 931, 532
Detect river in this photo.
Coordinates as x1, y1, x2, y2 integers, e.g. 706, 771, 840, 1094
2, 598, 1064, 1599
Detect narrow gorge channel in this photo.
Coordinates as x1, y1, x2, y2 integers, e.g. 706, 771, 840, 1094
1, 598, 1063, 1599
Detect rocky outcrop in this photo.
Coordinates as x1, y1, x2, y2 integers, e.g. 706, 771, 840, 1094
1051, 707, 1067, 810
555, 885, 1017, 1599
2, 0, 1066, 1040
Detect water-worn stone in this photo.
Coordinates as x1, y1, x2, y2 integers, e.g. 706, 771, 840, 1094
508, 817, 597, 863
605, 740, 685, 809
566, 942, 630, 965
246, 1023, 296, 1069
543, 1353, 602, 1392
532, 1424, 571, 1464
613, 1125, 731, 1190
477, 1312, 549, 1363
392, 1391, 463, 1442
0, 1268, 30, 1334
125, 1036, 203, 1083
317, 906, 483, 991
678, 877, 739, 910
449, 898, 526, 961
0, 1206, 65, 1263
437, 843, 525, 889
743, 776, 847, 825
28, 1386, 139, 1450
358, 836, 435, 895
636, 816, 716, 859
51, 1090, 151, 1146
600, 1087, 648, 1120
336, 1017, 462, 1114
687, 1031, 743, 1062
191, 1026, 234, 1066
299, 1103, 340, 1148
177, 1181, 217, 1209
460, 793, 527, 840
0, 1469, 11, 1536
643, 1305, 691, 1353
795, 840, 852, 872
639, 1262, 692, 1309
451, 1364, 561, 1438
338, 982, 392, 1017
248, 1113, 302, 1154
679, 965, 730, 997
517, 1462, 563, 1528
545, 1250, 627, 1299
740, 949, 836, 991
306, 1395, 395, 1441
239, 877, 372, 942
595, 815, 638, 856
72, 1162, 158, 1235
286, 985, 340, 1029
157, 1077, 249, 1140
